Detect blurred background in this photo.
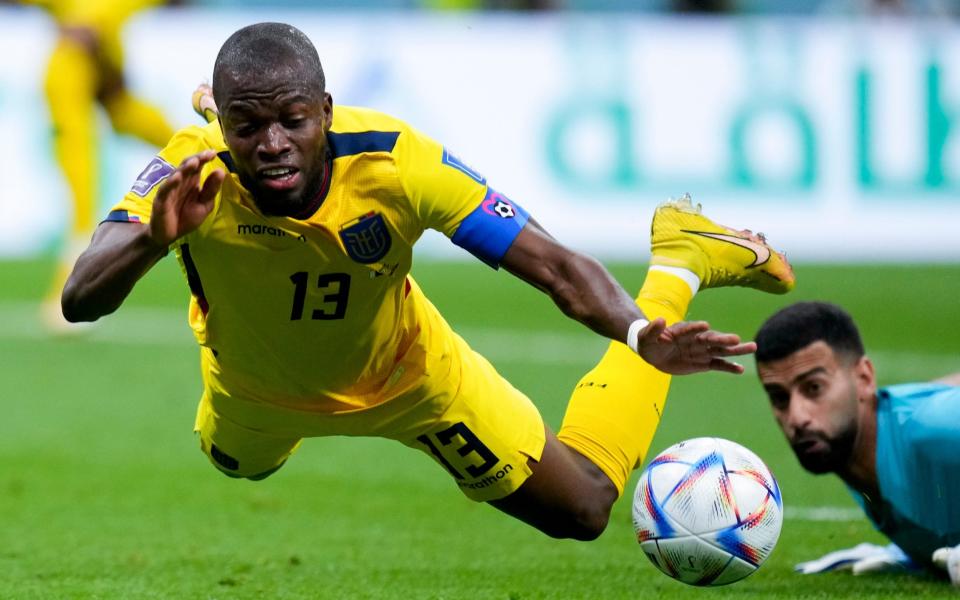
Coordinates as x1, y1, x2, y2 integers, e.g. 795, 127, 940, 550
0, 2, 959, 596
2, 0, 960, 263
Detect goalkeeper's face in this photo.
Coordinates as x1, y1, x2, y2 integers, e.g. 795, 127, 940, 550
758, 340, 876, 475
217, 70, 333, 218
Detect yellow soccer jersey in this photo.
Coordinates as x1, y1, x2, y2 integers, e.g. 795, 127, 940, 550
108, 106, 530, 412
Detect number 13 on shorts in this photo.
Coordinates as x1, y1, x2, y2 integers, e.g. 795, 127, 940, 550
417, 422, 499, 480
414, 420, 539, 501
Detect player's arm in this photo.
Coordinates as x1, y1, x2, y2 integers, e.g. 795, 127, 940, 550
396, 128, 751, 374
500, 219, 642, 344
500, 220, 753, 375
62, 151, 224, 322
61, 221, 167, 322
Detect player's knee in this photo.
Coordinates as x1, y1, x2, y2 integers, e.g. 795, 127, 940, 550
560, 500, 612, 541
205, 442, 284, 481
532, 495, 612, 541
210, 462, 283, 482
558, 472, 618, 540
244, 463, 285, 481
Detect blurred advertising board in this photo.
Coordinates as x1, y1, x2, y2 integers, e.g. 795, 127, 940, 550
1, 9, 958, 261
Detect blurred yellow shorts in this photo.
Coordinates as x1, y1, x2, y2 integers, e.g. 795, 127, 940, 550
194, 331, 545, 502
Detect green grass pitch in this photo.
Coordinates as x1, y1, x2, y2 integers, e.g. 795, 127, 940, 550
1, 257, 957, 598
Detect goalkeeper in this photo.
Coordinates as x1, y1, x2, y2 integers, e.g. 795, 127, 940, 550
755, 301, 960, 583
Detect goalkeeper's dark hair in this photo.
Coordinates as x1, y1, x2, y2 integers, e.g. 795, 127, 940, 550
212, 22, 325, 105
755, 301, 865, 364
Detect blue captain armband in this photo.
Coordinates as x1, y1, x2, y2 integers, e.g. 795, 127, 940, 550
451, 187, 530, 269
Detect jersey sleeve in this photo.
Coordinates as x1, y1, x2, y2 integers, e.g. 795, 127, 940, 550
877, 383, 960, 534
395, 126, 529, 269
105, 125, 216, 226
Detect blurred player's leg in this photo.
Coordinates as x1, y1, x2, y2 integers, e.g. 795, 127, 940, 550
41, 39, 100, 332
103, 89, 175, 148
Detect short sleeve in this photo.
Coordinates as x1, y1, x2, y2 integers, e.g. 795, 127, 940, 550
105, 125, 217, 225
395, 127, 530, 269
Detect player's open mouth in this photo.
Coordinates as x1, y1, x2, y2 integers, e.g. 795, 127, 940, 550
258, 166, 301, 191
795, 439, 826, 456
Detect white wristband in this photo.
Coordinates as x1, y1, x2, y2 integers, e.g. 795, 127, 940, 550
626, 318, 650, 355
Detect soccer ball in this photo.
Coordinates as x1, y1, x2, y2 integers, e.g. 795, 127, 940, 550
632, 437, 783, 586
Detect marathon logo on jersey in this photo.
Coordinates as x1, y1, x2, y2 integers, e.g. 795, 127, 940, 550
441, 148, 486, 185
237, 224, 307, 242
130, 156, 175, 197
339, 212, 392, 264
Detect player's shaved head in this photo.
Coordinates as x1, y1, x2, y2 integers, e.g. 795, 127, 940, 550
212, 22, 325, 105
755, 301, 865, 365
212, 22, 334, 218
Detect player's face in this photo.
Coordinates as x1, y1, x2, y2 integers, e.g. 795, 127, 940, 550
757, 341, 875, 474
219, 74, 333, 217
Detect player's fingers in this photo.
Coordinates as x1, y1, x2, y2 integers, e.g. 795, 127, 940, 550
178, 154, 199, 173
155, 170, 183, 204
711, 341, 756, 357
197, 149, 217, 164
696, 330, 742, 346
709, 358, 745, 374
667, 320, 710, 336
178, 151, 216, 180
198, 169, 225, 206
638, 317, 667, 342
178, 152, 215, 197
187, 149, 217, 166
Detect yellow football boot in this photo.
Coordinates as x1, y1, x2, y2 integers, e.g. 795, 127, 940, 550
191, 83, 219, 124
650, 194, 795, 294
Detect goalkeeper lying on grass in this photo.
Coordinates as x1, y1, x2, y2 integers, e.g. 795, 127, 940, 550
754, 301, 960, 584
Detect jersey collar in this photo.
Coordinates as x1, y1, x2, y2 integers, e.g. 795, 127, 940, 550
289, 150, 333, 221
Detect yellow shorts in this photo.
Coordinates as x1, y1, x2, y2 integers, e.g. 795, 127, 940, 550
194, 331, 545, 502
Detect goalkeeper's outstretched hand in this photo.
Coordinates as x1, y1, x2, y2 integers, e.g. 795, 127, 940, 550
932, 545, 960, 585
794, 543, 914, 576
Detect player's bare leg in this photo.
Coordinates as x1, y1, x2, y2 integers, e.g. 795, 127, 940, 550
490, 430, 617, 540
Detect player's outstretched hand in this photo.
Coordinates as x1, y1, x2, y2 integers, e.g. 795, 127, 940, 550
150, 150, 224, 248
636, 318, 756, 375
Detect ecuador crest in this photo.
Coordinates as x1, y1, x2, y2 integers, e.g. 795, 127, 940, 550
339, 212, 392, 264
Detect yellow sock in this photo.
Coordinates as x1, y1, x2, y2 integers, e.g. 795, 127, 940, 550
104, 90, 175, 148
557, 269, 694, 496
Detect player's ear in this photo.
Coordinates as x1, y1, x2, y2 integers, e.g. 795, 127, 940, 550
854, 355, 876, 399
322, 92, 333, 131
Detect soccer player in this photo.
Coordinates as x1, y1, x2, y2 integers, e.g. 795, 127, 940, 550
61, 22, 795, 540
754, 302, 960, 581
15, 0, 179, 330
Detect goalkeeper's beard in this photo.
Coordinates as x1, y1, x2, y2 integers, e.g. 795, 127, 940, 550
792, 427, 856, 475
